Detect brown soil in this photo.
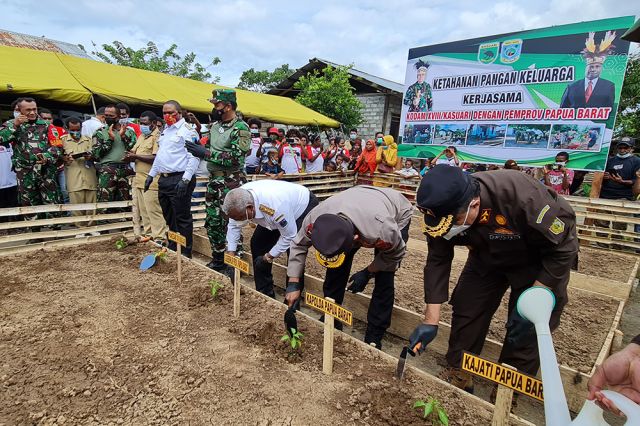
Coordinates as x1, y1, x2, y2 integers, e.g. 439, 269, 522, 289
213, 225, 623, 370
0, 240, 493, 425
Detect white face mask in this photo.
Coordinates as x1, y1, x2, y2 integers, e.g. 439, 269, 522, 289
617, 152, 632, 159
443, 202, 472, 240
13, 111, 20, 119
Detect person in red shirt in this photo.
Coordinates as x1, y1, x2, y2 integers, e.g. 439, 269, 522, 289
116, 102, 142, 137
543, 151, 574, 195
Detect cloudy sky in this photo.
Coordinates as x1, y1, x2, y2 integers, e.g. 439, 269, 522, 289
2, 0, 637, 87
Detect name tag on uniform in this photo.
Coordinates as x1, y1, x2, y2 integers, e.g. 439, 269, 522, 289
489, 233, 522, 241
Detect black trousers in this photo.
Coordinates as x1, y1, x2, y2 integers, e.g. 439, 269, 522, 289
251, 193, 319, 297
323, 221, 410, 343
158, 174, 196, 257
446, 258, 570, 375
0, 185, 18, 223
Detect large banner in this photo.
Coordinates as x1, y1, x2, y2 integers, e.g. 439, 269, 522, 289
398, 16, 634, 171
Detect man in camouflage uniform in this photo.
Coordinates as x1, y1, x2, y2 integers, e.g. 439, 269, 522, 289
403, 60, 433, 112
0, 98, 62, 214
90, 105, 137, 203
186, 89, 251, 272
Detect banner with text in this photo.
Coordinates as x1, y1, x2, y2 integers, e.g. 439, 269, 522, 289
398, 16, 634, 171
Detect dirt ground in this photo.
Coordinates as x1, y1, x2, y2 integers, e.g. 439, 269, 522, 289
235, 225, 623, 372
0, 241, 494, 425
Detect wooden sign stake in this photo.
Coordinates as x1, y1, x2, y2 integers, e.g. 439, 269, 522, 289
167, 231, 187, 284
491, 384, 514, 426
233, 267, 241, 318
323, 297, 335, 375
177, 244, 182, 283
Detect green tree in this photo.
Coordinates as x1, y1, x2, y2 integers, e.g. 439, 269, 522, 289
616, 52, 640, 138
237, 64, 294, 92
90, 41, 221, 83
294, 65, 363, 130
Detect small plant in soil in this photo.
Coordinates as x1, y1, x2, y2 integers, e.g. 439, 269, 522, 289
115, 237, 128, 250
156, 250, 168, 263
413, 397, 449, 425
281, 328, 304, 358
208, 280, 224, 299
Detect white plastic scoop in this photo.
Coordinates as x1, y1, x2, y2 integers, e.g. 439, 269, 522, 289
516, 286, 640, 425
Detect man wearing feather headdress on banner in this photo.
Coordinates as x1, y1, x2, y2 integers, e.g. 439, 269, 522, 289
560, 31, 616, 109
404, 60, 433, 112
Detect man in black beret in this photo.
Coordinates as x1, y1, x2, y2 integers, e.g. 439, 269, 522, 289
408, 165, 578, 393
286, 186, 414, 348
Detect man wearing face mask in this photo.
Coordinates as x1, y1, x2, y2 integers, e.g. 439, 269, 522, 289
147, 100, 200, 258
61, 117, 98, 230
285, 186, 414, 348
91, 105, 137, 204
0, 98, 62, 212
408, 165, 578, 392
222, 180, 318, 298
244, 118, 262, 174
185, 89, 251, 273
601, 137, 640, 201
124, 111, 168, 243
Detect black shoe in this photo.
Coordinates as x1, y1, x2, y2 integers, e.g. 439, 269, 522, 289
364, 327, 385, 349
319, 314, 343, 331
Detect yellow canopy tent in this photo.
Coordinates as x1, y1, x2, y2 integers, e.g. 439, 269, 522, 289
0, 45, 91, 104
0, 45, 339, 127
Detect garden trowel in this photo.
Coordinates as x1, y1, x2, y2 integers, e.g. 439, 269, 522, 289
140, 248, 167, 271
284, 307, 298, 337
395, 342, 422, 380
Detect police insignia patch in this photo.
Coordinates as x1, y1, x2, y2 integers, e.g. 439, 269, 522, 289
536, 205, 550, 224
278, 219, 288, 227
259, 204, 275, 216
479, 209, 491, 224
549, 218, 565, 235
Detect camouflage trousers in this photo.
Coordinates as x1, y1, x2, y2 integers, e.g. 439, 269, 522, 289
96, 165, 133, 203
15, 167, 61, 219
205, 171, 247, 255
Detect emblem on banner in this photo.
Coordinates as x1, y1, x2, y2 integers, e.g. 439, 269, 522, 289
478, 42, 499, 64
500, 39, 522, 64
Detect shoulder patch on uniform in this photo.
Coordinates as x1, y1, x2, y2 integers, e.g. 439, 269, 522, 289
549, 217, 565, 235
536, 205, 550, 224
259, 204, 275, 216
479, 209, 491, 224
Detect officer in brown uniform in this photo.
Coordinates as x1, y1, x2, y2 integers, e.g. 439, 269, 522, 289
408, 165, 578, 391
286, 185, 414, 348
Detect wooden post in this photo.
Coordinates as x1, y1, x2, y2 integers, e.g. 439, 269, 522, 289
233, 267, 241, 318
323, 297, 335, 375
491, 384, 514, 425
176, 244, 182, 284
612, 329, 624, 352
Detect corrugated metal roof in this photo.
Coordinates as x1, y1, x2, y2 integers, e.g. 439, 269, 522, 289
316, 58, 405, 93
0, 29, 92, 59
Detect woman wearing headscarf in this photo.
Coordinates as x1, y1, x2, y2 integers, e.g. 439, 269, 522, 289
348, 138, 363, 170
354, 139, 378, 184
376, 135, 398, 173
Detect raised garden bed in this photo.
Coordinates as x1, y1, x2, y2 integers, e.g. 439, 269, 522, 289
1, 241, 534, 425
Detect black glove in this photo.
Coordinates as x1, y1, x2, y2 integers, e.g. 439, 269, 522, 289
185, 140, 208, 159
254, 255, 271, 273
347, 268, 374, 293
284, 281, 302, 310
175, 178, 190, 198
143, 175, 154, 192
408, 324, 438, 356
505, 309, 535, 348
284, 307, 298, 337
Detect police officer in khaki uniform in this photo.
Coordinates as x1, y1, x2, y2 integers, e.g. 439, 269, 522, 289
61, 117, 97, 231
286, 185, 414, 348
124, 111, 168, 243
408, 165, 578, 392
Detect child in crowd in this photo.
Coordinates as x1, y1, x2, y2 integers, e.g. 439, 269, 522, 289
262, 150, 284, 179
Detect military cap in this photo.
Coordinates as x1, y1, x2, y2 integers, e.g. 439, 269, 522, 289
617, 136, 635, 147
416, 165, 474, 238
310, 214, 354, 268
211, 89, 237, 104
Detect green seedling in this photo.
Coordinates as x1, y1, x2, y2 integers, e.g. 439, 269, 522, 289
156, 250, 168, 263
115, 237, 128, 250
280, 328, 304, 351
413, 397, 449, 425
208, 280, 224, 299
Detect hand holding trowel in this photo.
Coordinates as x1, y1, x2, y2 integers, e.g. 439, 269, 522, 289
395, 324, 439, 379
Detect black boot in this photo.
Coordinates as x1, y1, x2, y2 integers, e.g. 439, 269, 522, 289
206, 252, 232, 277
364, 327, 385, 350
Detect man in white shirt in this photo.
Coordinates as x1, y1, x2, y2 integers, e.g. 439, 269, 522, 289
81, 107, 106, 138
145, 100, 200, 257
395, 158, 421, 184
0, 144, 17, 226
223, 180, 319, 298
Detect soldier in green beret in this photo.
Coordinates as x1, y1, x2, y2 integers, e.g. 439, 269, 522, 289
186, 89, 251, 273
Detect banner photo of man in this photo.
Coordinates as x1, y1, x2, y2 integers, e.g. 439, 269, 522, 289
398, 16, 634, 171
